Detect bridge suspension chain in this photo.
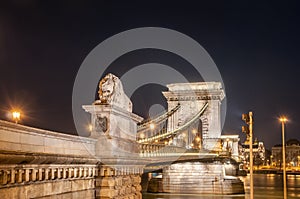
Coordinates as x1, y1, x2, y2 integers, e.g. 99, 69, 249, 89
137, 102, 208, 143
137, 103, 181, 132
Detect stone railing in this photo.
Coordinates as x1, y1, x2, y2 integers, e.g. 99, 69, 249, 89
0, 164, 97, 186
99, 165, 144, 177
138, 143, 186, 157
0, 120, 96, 158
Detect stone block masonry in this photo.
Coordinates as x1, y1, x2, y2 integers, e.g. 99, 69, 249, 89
95, 166, 143, 199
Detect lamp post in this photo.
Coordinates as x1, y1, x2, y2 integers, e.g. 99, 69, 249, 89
279, 117, 287, 199
242, 111, 253, 199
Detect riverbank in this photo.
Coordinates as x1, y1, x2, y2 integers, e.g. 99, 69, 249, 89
253, 169, 300, 175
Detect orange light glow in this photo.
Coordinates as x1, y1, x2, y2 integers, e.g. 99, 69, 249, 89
279, 117, 288, 123
11, 111, 21, 123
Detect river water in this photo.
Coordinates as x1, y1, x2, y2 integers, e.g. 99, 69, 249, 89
143, 174, 300, 199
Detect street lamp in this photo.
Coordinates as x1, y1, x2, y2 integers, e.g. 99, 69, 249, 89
279, 116, 288, 199
12, 111, 21, 124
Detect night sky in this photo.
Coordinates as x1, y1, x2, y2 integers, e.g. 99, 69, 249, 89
1, 1, 300, 150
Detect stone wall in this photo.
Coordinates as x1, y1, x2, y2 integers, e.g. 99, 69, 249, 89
95, 166, 142, 199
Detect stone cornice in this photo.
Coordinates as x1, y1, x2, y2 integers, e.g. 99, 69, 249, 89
163, 82, 225, 101
82, 104, 143, 123
162, 90, 225, 101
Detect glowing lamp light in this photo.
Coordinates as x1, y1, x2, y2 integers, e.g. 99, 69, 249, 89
88, 124, 93, 132
192, 129, 197, 134
196, 137, 201, 142
279, 117, 288, 123
12, 111, 21, 124
149, 123, 155, 130
140, 133, 145, 139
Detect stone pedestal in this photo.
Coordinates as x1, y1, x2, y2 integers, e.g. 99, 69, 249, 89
83, 104, 143, 157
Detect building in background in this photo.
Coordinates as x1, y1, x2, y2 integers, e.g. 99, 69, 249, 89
239, 137, 266, 169
272, 139, 300, 168
220, 135, 240, 161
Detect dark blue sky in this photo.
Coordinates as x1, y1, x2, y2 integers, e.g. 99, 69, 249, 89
0, 1, 299, 149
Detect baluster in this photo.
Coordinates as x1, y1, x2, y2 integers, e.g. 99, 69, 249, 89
63, 168, 67, 179
86, 167, 90, 177
31, 169, 37, 181
38, 168, 43, 181
69, 168, 73, 178
57, 168, 61, 179
10, 169, 15, 184
92, 167, 96, 177
17, 169, 23, 183
79, 167, 83, 178
51, 168, 56, 180
25, 169, 30, 182
1, 170, 8, 185
45, 168, 49, 180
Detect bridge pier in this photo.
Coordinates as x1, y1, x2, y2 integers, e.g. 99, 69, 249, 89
162, 82, 225, 151
161, 160, 244, 194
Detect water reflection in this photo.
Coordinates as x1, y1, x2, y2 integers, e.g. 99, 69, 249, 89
143, 174, 300, 199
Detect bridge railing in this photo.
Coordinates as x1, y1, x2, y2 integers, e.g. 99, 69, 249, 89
0, 164, 98, 186
138, 143, 186, 157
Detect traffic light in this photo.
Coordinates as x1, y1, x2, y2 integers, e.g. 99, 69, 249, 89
242, 113, 250, 124
242, 125, 250, 135
242, 112, 253, 137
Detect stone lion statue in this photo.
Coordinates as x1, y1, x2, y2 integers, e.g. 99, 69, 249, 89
94, 73, 133, 112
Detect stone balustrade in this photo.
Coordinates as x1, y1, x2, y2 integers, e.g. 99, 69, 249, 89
138, 143, 186, 157
0, 164, 97, 186
99, 165, 144, 177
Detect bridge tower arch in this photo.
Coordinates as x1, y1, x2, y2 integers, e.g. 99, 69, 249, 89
162, 82, 225, 150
